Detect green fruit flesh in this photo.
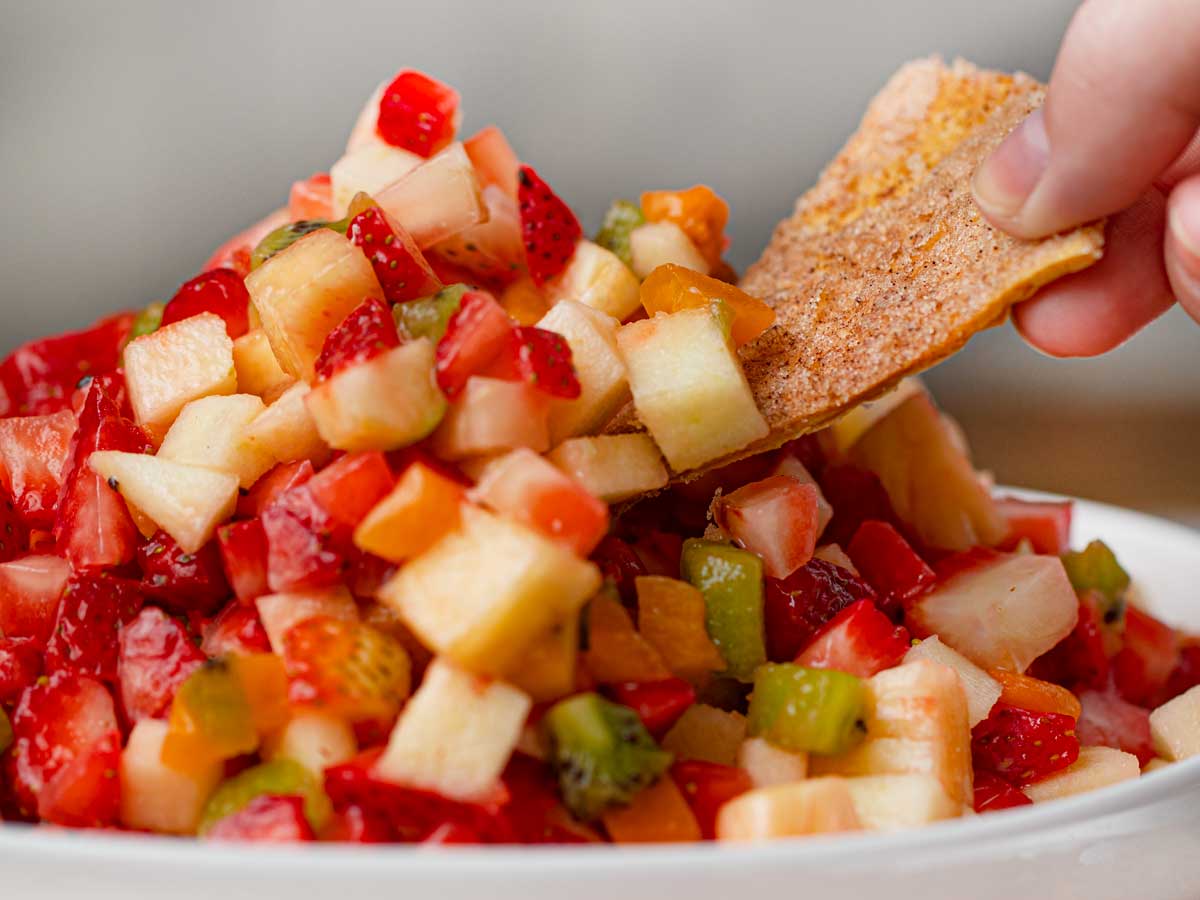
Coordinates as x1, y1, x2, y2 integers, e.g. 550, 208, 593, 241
198, 757, 331, 835
129, 302, 164, 341
394, 283, 471, 342
1061, 540, 1130, 621
250, 220, 337, 271
747, 663, 866, 756
594, 200, 645, 268
680, 539, 766, 681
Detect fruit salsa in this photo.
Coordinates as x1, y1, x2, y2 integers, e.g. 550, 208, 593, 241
1, 68, 1199, 846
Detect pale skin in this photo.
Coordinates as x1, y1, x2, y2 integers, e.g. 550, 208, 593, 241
972, 0, 1200, 356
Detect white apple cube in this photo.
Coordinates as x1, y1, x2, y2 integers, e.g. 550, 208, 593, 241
828, 377, 927, 453
232, 329, 294, 403
905, 635, 1002, 727
1150, 685, 1200, 761
330, 142, 423, 216
546, 433, 668, 504
157, 394, 274, 489
88, 451, 238, 553
375, 143, 487, 248
119, 719, 223, 835
616, 307, 768, 472
124, 312, 237, 442
245, 228, 383, 382
374, 658, 531, 802
241, 382, 331, 467
265, 711, 357, 775
256, 586, 359, 654
545, 240, 642, 321
430, 376, 550, 460
716, 778, 861, 842
629, 221, 709, 279
813, 543, 858, 573
845, 774, 961, 830
738, 736, 808, 788
379, 505, 601, 677
1023, 746, 1140, 803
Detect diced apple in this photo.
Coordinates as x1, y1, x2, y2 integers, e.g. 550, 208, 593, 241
545, 240, 642, 321
1150, 685, 1200, 761
662, 704, 747, 767
241, 382, 331, 467
378, 505, 600, 677
716, 778, 861, 841
629, 222, 709, 279
536, 300, 629, 443
305, 339, 446, 452
844, 774, 961, 830
434, 184, 523, 281
546, 434, 668, 504
157, 394, 274, 489
255, 586, 359, 654
245, 228, 383, 382
772, 455, 833, 537
811, 660, 973, 808
430, 376, 550, 460
827, 377, 926, 454
330, 142, 423, 216
738, 736, 809, 787
375, 143, 487, 248
119, 718, 223, 835
374, 658, 531, 802
353, 462, 466, 563
264, 711, 357, 774
1022, 746, 1140, 803
124, 312, 237, 441
717, 476, 820, 579
908, 553, 1078, 673
88, 451, 238, 554
905, 635, 1002, 727
232, 329, 294, 403
617, 306, 768, 472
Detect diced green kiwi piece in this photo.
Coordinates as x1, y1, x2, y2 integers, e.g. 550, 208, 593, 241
0, 707, 11, 755
543, 692, 673, 821
1061, 540, 1130, 622
747, 663, 866, 756
198, 757, 332, 835
129, 302, 164, 341
594, 200, 645, 268
393, 283, 471, 342
680, 539, 765, 682
250, 219, 336, 271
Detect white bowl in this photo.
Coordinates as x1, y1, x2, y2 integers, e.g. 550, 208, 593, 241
5, 494, 1200, 900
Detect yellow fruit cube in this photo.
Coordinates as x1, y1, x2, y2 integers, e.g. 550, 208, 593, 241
241, 382, 331, 467
120, 719, 223, 835
232, 329, 294, 403
1023, 746, 1140, 803
547, 433, 667, 503
716, 778, 861, 841
157, 394, 274, 489
844, 774, 961, 830
545, 240, 642, 321
1150, 684, 1200, 761
629, 221, 709, 279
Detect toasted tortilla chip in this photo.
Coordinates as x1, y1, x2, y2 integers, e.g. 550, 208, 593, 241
612, 57, 1104, 476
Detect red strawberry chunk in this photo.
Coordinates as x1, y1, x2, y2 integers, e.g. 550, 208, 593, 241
609, 678, 696, 737
376, 71, 460, 158
670, 760, 753, 840
794, 599, 911, 678
716, 476, 820, 580
423, 821, 481, 844
206, 794, 316, 843
313, 297, 401, 382
239, 460, 315, 519
0, 554, 71, 646
993, 496, 1073, 555
44, 573, 144, 682
1112, 605, 1179, 707
496, 754, 596, 844
35, 729, 121, 828
137, 531, 230, 614
818, 465, 904, 549
0, 492, 28, 562
117, 606, 206, 722
1075, 689, 1155, 766
347, 208, 441, 304
971, 703, 1080, 786
323, 805, 391, 843
1029, 591, 1109, 691
763, 558, 877, 662
1165, 644, 1200, 704
160, 268, 251, 339
972, 770, 1032, 814
261, 485, 349, 593
201, 602, 271, 658
485, 327, 581, 399
305, 451, 395, 529
590, 535, 648, 605
0, 410, 76, 529
0, 636, 42, 704
435, 290, 515, 397
217, 518, 270, 603
517, 166, 582, 286
289, 172, 333, 221
846, 520, 936, 615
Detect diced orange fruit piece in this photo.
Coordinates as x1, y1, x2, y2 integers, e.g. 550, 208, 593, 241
353, 462, 466, 563
635, 576, 725, 683
640, 186, 728, 268
162, 662, 258, 771
601, 776, 702, 843
504, 614, 579, 703
499, 276, 550, 325
989, 669, 1083, 720
584, 591, 672, 684
228, 653, 291, 735
639, 264, 774, 348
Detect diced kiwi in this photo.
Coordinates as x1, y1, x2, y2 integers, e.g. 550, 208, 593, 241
250, 219, 342, 271
542, 692, 672, 820
198, 757, 331, 835
129, 302, 165, 341
0, 706, 11, 755
1061, 540, 1130, 622
747, 663, 866, 756
594, 200, 645, 268
393, 283, 471, 342
680, 539, 766, 682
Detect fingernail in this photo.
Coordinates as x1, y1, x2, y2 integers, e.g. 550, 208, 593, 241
1169, 193, 1200, 264
972, 108, 1050, 221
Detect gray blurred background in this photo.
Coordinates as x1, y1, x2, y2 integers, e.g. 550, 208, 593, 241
2, 0, 1197, 524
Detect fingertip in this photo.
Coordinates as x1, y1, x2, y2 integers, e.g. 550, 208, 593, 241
1165, 175, 1200, 325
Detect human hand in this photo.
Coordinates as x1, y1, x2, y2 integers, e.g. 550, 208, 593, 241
972, 0, 1200, 356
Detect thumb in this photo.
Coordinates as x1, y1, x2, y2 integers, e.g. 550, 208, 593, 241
972, 0, 1200, 239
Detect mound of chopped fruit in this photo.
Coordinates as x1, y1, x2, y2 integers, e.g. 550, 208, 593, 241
0, 69, 1197, 847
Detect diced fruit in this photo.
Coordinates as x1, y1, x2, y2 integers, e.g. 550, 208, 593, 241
120, 718, 223, 834
0, 636, 42, 704
640, 265, 773, 348
1165, 645, 1200, 703
0, 554, 70, 645
819, 465, 903, 548
217, 519, 269, 602
629, 222, 709, 279
517, 165, 582, 286
162, 660, 259, 769
1060, 539, 1130, 617
990, 669, 1082, 720
204, 207, 290, 275
289, 172, 333, 221
748, 664, 866, 756
849, 394, 1004, 552
503, 614, 578, 703
471, 448, 608, 556
256, 586, 359, 654
810, 660, 973, 808
594, 200, 646, 269
599, 775, 701, 843
635, 576, 726, 683
157, 394, 273, 489
1022, 746, 1139, 803
123, 312, 237, 441
329, 143, 422, 217
347, 208, 441, 304
265, 711, 357, 774
232, 330, 294, 402
609, 678, 696, 737
904, 635, 1001, 727
463, 126, 520, 199
354, 461, 465, 562
205, 794, 315, 842
430, 376, 550, 460
716, 778, 861, 841
161, 268, 252, 340
661, 704, 748, 766
738, 737, 808, 788
245, 228, 383, 383
1150, 685, 1200, 761
547, 434, 666, 504
0, 409, 76, 528
813, 543, 857, 572
583, 589, 672, 683
312, 297, 401, 383
381, 505, 600, 676
242, 383, 330, 466
680, 539, 765, 681
971, 703, 1080, 786
434, 184, 524, 284
670, 759, 752, 839
846, 520, 936, 610
376, 143, 486, 248
1112, 605, 1179, 706
44, 572, 144, 680
973, 769, 1033, 813
394, 283, 469, 342
796, 599, 910, 679
375, 658, 530, 802
259, 483, 348, 593
545, 240, 641, 321
826, 378, 927, 454
1075, 689, 1155, 766
201, 603, 271, 658
617, 305, 768, 472
994, 496, 1073, 555
908, 552, 1078, 673
499, 276, 550, 325
1029, 591, 1110, 691
199, 757, 331, 835
376, 70, 459, 157
763, 558, 877, 662
250, 220, 341, 272
33, 728, 121, 828
434, 290, 514, 398
118, 606, 206, 721
641, 186, 729, 269
486, 326, 582, 399
542, 692, 672, 820
844, 773, 958, 831
717, 476, 819, 579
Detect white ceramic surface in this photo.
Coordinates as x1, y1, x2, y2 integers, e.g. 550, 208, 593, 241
4, 493, 1200, 900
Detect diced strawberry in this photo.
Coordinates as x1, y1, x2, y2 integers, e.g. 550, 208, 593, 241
846, 520, 936, 615
608, 679, 696, 737
590, 535, 648, 605
497, 754, 597, 844
200, 602, 271, 658
435, 290, 514, 398
376, 71, 460, 158
288, 172, 333, 221
261, 484, 349, 593
117, 606, 206, 722
206, 794, 316, 843
517, 166, 582, 286
1112, 606, 1179, 707
993, 496, 1073, 555
818, 465, 904, 549
763, 558, 878, 662
0, 410, 76, 528
238, 460, 315, 519
0, 554, 71, 646
1164, 644, 1200, 703
631, 530, 685, 579
485, 327, 581, 399
345, 549, 396, 601
932, 545, 1005, 582
971, 703, 1080, 786
463, 126, 520, 199
160, 268, 251, 339
0, 491, 27, 562
972, 770, 1032, 814
0, 636, 42, 704
217, 518, 270, 603
8, 671, 118, 814
35, 728, 121, 828
347, 207, 441, 304
313, 297, 402, 383
305, 451, 395, 530
1029, 591, 1110, 691
136, 531, 230, 614
422, 821, 481, 844
44, 573, 144, 682
1075, 689, 1155, 766
323, 805, 391, 843
670, 760, 753, 840
794, 599, 910, 678
71, 371, 132, 420
716, 476, 820, 580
